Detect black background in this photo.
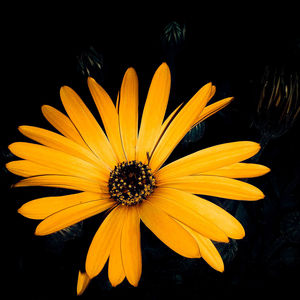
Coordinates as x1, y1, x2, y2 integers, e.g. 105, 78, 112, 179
2, 3, 300, 299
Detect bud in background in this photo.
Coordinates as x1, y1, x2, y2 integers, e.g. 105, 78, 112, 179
76, 46, 104, 83
252, 66, 299, 146
161, 21, 186, 53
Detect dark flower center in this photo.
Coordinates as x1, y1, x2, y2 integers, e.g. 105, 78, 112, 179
108, 160, 156, 206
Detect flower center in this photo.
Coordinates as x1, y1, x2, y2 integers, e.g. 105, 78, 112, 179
108, 160, 156, 206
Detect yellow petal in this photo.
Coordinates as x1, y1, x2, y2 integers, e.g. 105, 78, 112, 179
153, 187, 245, 240
18, 192, 109, 220
60, 86, 117, 169
41, 105, 87, 148
138, 200, 200, 258
201, 162, 271, 178
9, 142, 106, 182
156, 141, 261, 181
14, 175, 106, 194
108, 225, 125, 287
86, 205, 126, 279
77, 271, 91, 296
119, 68, 139, 161
159, 103, 183, 136
150, 102, 184, 157
35, 199, 114, 235
136, 63, 171, 164
192, 97, 234, 128
148, 194, 229, 243
18, 125, 109, 171
150, 82, 212, 172
179, 222, 224, 272
116, 91, 120, 112
157, 175, 265, 201
209, 85, 216, 101
121, 206, 142, 287
88, 77, 126, 162
6, 160, 65, 177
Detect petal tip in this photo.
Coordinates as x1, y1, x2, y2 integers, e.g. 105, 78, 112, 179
17, 206, 23, 215
41, 104, 51, 114
34, 226, 43, 236
18, 125, 27, 134
87, 76, 97, 87
77, 271, 91, 296
160, 61, 170, 70
264, 166, 271, 175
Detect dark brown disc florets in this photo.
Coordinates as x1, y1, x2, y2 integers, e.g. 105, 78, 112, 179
108, 160, 156, 206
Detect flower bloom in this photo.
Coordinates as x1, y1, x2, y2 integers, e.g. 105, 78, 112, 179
7, 63, 270, 294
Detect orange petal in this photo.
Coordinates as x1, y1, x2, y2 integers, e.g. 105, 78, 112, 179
108, 224, 125, 287
200, 162, 271, 178
136, 63, 171, 164
138, 200, 200, 258
77, 271, 91, 296
60, 86, 117, 169
13, 175, 106, 194
148, 193, 229, 242
18, 192, 109, 220
192, 97, 234, 127
153, 187, 245, 240
157, 175, 265, 201
156, 141, 261, 181
86, 205, 126, 279
41, 105, 87, 148
88, 77, 126, 162
6, 160, 65, 177
118, 68, 139, 161
9, 142, 107, 182
18, 125, 109, 171
149, 82, 212, 172
121, 206, 142, 287
35, 198, 114, 236
179, 222, 224, 272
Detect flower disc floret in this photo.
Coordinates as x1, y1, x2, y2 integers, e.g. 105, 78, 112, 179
108, 160, 156, 206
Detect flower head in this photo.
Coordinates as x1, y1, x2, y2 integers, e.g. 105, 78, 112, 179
7, 63, 270, 294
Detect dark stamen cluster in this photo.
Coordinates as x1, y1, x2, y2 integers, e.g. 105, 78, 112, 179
108, 160, 156, 206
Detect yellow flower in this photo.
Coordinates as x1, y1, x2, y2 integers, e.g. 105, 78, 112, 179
7, 63, 270, 294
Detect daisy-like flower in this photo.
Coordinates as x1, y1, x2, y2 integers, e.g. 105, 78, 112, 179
7, 63, 270, 295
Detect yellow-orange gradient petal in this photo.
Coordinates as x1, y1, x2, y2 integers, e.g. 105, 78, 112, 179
121, 206, 142, 287
6, 160, 65, 177
136, 63, 171, 164
180, 222, 224, 272
41, 105, 87, 148
150, 82, 212, 172
18, 192, 110, 220
192, 97, 234, 127
156, 141, 261, 181
153, 188, 245, 240
148, 194, 229, 242
9, 142, 107, 182
77, 271, 91, 296
157, 175, 265, 201
158, 103, 183, 139
18, 125, 109, 171
88, 77, 126, 162
35, 198, 114, 236
119, 68, 139, 161
200, 162, 271, 178
86, 205, 126, 279
60, 86, 117, 169
108, 227, 125, 287
13, 175, 106, 194
208, 85, 216, 101
138, 200, 200, 258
